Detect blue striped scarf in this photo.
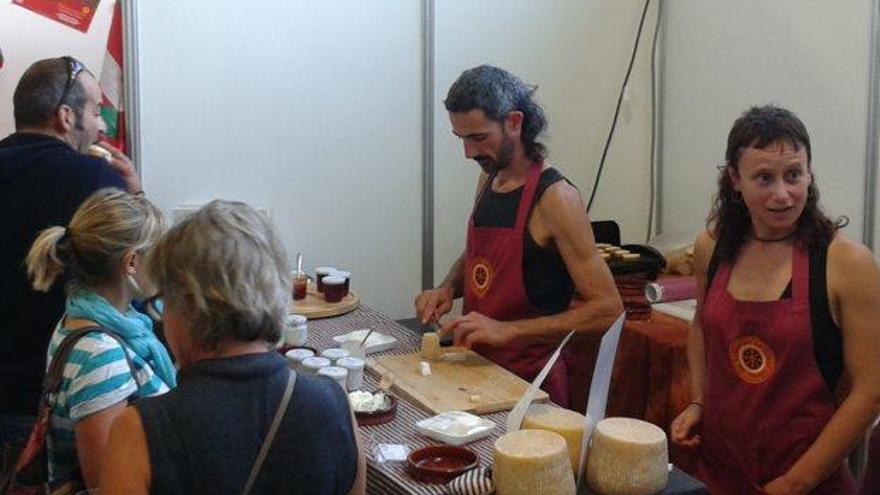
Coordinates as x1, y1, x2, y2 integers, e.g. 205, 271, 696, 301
65, 289, 177, 388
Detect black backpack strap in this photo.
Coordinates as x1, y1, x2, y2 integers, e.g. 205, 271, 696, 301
43, 326, 140, 405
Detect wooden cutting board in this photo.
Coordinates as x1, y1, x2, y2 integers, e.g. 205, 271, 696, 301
368, 348, 549, 414
289, 284, 359, 319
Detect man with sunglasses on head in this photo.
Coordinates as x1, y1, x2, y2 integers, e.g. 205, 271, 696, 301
0, 56, 142, 476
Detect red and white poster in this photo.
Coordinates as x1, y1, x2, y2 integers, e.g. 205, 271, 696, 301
12, 0, 101, 33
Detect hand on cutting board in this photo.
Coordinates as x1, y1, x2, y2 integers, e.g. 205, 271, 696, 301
440, 311, 518, 348
670, 403, 702, 449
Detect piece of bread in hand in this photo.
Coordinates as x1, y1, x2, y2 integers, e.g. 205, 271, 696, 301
87, 144, 112, 162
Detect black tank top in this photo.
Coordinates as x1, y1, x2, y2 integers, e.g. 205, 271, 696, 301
135, 352, 358, 495
707, 242, 843, 391
472, 167, 575, 315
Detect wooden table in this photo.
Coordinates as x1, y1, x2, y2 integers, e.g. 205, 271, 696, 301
308, 305, 705, 494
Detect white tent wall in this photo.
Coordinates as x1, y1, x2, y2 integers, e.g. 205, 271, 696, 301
432, 0, 659, 292
4, 1, 877, 318
136, 1, 423, 319
0, 1, 116, 138
659, 0, 875, 246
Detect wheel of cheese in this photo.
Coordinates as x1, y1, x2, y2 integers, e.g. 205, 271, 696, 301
586, 417, 668, 495
521, 403, 585, 473
493, 429, 576, 495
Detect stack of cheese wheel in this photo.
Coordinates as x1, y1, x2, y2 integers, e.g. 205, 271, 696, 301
493, 429, 575, 495
521, 403, 585, 474
586, 417, 668, 495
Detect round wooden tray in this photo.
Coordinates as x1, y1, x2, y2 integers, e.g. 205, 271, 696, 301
289, 284, 359, 319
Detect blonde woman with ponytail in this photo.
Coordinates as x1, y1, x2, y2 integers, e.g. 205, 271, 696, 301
25, 188, 175, 492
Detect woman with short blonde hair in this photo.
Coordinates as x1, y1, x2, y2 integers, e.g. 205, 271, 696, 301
100, 200, 365, 495
25, 187, 175, 492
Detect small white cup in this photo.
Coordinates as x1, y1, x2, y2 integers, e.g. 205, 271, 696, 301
317, 366, 349, 389
301, 356, 331, 375
336, 356, 365, 390
285, 348, 315, 372
321, 348, 351, 363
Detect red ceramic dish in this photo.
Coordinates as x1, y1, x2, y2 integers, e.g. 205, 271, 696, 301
407, 445, 479, 484
354, 395, 397, 427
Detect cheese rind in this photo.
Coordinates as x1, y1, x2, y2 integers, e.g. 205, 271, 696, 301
493, 429, 576, 495
585, 417, 668, 495
522, 403, 585, 474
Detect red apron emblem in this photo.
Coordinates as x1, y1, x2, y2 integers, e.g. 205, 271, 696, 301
729, 336, 776, 384
469, 258, 494, 298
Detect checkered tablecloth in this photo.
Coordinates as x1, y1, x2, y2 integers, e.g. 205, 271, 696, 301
306, 305, 507, 495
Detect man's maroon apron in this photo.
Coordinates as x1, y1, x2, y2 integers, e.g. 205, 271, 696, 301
462, 163, 569, 407
696, 243, 855, 494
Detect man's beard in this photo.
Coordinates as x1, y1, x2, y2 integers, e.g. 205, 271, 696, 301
72, 110, 92, 153
475, 136, 514, 175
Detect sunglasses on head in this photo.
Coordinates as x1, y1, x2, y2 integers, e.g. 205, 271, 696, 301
56, 56, 85, 111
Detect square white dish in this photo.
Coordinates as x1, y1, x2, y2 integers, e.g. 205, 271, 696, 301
332, 329, 398, 354
415, 411, 495, 446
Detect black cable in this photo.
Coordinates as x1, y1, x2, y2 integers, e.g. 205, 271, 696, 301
646, 0, 663, 242
586, 0, 653, 213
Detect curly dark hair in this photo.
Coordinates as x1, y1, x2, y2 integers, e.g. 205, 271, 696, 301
708, 105, 847, 261
444, 65, 548, 163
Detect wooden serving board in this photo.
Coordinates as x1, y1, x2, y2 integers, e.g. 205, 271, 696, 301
368, 348, 549, 415
289, 284, 359, 319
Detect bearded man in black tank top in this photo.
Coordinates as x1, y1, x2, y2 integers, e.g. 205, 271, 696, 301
414, 65, 623, 409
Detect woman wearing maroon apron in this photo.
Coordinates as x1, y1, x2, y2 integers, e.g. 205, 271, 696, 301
671, 106, 880, 495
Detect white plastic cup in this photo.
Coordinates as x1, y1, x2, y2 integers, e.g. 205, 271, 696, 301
336, 356, 365, 390
284, 314, 308, 345
301, 356, 331, 376
317, 366, 349, 389
284, 348, 315, 372
321, 348, 351, 363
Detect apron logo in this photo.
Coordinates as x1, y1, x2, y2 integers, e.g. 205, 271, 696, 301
729, 336, 776, 384
469, 258, 494, 298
